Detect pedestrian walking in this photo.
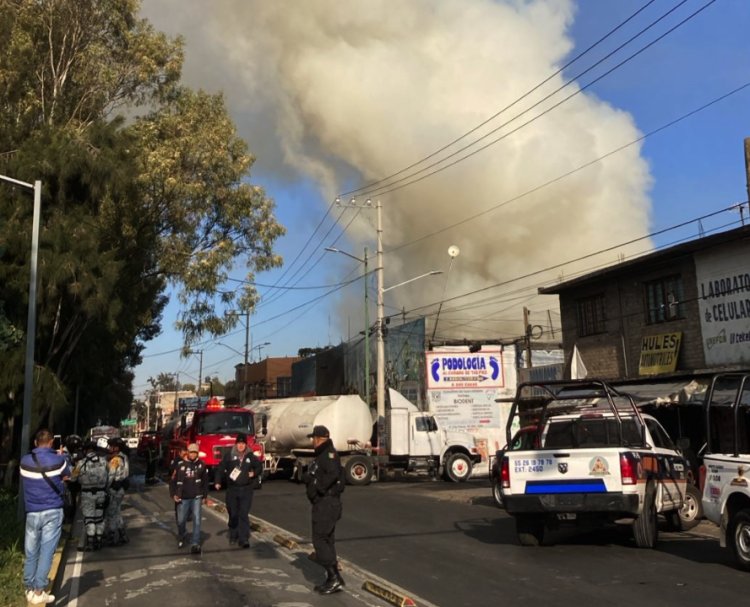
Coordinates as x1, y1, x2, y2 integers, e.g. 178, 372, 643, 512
20, 428, 71, 605
169, 442, 189, 525
174, 443, 208, 553
104, 437, 130, 546
214, 433, 263, 548
304, 425, 346, 594
72, 438, 110, 551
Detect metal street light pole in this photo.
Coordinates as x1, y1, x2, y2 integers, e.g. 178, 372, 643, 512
1, 175, 41, 518
325, 246, 370, 405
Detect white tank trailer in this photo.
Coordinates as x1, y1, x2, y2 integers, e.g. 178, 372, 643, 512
249, 390, 480, 485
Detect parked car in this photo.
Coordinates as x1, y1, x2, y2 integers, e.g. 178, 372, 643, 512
137, 431, 162, 457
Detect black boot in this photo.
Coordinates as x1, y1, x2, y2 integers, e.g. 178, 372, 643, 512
94, 535, 103, 551
317, 566, 344, 594
81, 535, 94, 552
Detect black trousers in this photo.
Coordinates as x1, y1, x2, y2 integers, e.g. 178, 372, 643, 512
226, 487, 254, 543
312, 496, 342, 568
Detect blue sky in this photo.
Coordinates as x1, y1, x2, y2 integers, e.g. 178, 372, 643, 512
133, 0, 750, 399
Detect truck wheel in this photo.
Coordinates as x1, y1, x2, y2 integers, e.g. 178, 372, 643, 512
445, 453, 472, 483
727, 509, 750, 571
491, 478, 503, 508
516, 515, 545, 546
633, 482, 658, 548
344, 456, 372, 486
678, 483, 703, 531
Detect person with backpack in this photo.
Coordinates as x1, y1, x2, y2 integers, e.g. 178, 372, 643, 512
304, 425, 345, 595
213, 433, 263, 548
20, 428, 71, 604
72, 438, 110, 551
104, 437, 130, 546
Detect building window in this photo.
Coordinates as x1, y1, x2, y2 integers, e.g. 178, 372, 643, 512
645, 275, 684, 324
576, 294, 606, 337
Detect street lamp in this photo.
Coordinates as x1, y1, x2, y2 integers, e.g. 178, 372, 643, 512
254, 341, 270, 361
377, 268, 442, 454
325, 246, 371, 405
1, 174, 41, 517
431, 245, 460, 343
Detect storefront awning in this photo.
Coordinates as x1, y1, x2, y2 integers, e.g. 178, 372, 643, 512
613, 379, 709, 407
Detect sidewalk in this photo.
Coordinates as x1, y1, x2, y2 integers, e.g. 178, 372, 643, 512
53, 480, 424, 607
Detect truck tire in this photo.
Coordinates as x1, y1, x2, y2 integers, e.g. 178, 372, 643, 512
445, 452, 472, 483
678, 483, 703, 531
727, 508, 750, 571
516, 515, 545, 546
491, 478, 503, 508
344, 455, 372, 486
633, 482, 658, 548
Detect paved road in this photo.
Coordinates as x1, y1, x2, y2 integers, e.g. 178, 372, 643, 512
249, 476, 747, 607
56, 477, 403, 607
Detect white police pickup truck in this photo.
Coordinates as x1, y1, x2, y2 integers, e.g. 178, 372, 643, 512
499, 379, 687, 548
701, 373, 750, 570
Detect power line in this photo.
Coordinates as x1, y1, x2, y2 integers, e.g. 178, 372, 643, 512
339, 0, 661, 199
387, 78, 750, 253
364, 0, 717, 199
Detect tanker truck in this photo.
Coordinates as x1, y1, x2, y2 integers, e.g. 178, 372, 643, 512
249, 389, 480, 485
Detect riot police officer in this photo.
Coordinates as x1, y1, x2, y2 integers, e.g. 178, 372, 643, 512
305, 425, 345, 594
72, 438, 110, 551
63, 434, 84, 523
104, 437, 130, 545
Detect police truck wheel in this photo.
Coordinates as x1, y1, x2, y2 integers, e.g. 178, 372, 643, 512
344, 456, 372, 486
491, 479, 503, 508
678, 483, 703, 531
633, 482, 658, 548
728, 509, 750, 571
445, 453, 472, 483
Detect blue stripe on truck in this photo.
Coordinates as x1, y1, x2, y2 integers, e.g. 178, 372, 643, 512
525, 479, 607, 494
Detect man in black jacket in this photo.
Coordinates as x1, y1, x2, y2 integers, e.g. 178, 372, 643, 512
174, 443, 208, 553
214, 433, 263, 548
305, 425, 345, 594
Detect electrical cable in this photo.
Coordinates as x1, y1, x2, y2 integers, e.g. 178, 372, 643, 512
339, 0, 662, 198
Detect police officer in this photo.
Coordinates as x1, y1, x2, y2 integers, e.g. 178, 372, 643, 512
214, 433, 263, 548
63, 434, 84, 523
305, 425, 345, 594
104, 437, 130, 546
72, 438, 110, 551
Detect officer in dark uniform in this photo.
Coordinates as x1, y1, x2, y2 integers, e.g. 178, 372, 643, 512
214, 433, 263, 548
305, 425, 345, 594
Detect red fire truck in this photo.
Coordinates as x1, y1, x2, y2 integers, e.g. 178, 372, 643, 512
165, 398, 263, 473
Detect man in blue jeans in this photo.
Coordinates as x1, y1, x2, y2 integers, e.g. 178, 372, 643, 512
173, 443, 208, 553
20, 428, 71, 605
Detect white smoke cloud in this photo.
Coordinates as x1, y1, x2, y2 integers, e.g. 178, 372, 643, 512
140, 0, 652, 342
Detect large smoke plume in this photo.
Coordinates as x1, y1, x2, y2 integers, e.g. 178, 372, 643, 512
141, 0, 652, 343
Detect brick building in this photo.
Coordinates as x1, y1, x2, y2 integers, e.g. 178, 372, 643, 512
235, 356, 301, 402
538, 224, 750, 381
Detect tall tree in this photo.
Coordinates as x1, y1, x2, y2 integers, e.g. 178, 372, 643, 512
0, 0, 284, 460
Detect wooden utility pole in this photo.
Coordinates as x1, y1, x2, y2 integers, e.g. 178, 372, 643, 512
523, 307, 532, 368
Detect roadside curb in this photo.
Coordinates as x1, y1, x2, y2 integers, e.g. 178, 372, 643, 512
48, 521, 72, 595
362, 580, 417, 607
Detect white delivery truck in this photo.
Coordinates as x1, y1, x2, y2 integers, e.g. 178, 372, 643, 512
500, 379, 688, 548
701, 373, 750, 570
250, 389, 480, 485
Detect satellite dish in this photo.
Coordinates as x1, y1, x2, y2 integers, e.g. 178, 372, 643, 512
447, 245, 460, 258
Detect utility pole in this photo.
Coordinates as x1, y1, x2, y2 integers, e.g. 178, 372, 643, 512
523, 307, 532, 368
364, 247, 370, 406
376, 199, 386, 451
243, 311, 249, 405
